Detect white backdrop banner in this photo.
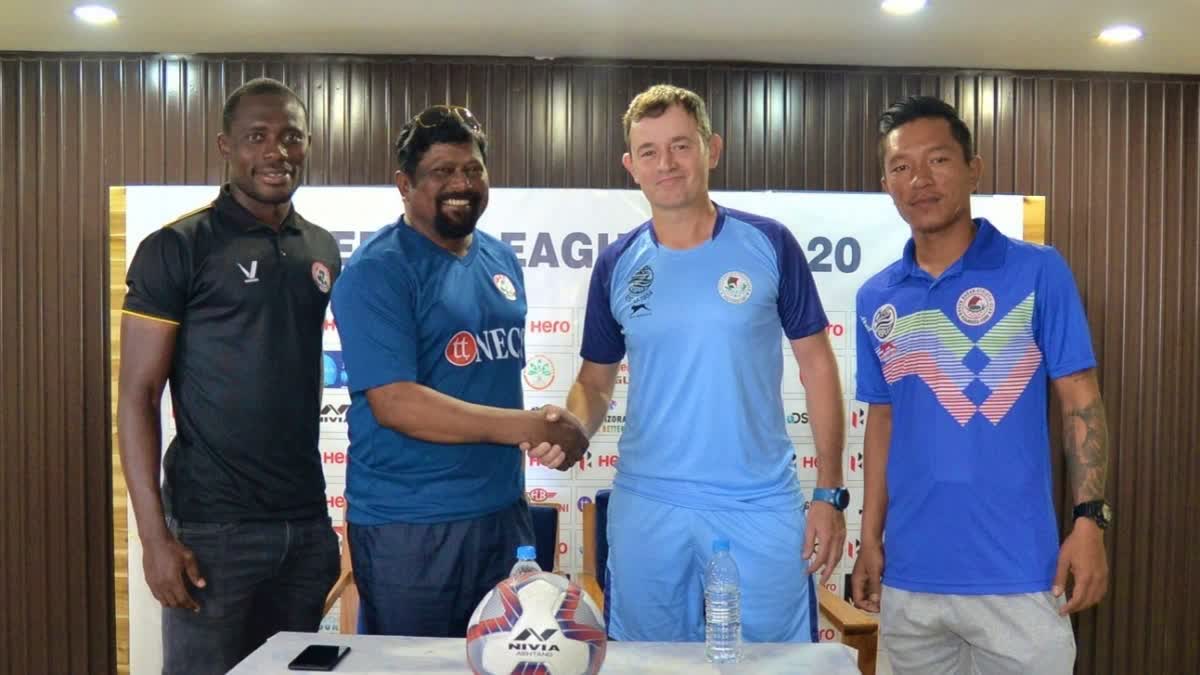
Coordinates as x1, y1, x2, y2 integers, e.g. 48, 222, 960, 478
122, 186, 1025, 670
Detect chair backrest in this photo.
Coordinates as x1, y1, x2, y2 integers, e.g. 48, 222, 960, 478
528, 502, 561, 572
593, 490, 612, 589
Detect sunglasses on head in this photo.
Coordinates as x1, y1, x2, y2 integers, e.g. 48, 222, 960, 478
409, 105, 482, 132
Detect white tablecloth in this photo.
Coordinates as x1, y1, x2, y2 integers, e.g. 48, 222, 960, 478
229, 631, 862, 674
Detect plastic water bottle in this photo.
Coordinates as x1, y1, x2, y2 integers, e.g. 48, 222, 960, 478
704, 539, 743, 663
509, 545, 541, 579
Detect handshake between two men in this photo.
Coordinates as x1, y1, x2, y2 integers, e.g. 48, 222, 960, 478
519, 405, 589, 472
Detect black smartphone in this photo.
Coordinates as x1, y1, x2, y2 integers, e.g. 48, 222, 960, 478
287, 644, 351, 671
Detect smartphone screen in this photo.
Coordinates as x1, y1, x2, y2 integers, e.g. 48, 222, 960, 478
287, 644, 351, 671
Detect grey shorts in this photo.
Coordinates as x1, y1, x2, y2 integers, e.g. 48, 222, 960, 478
880, 585, 1076, 675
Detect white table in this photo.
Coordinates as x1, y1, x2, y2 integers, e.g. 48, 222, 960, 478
230, 631, 862, 674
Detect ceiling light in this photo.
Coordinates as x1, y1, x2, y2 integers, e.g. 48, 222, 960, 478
73, 5, 118, 25
1097, 25, 1143, 44
881, 0, 927, 15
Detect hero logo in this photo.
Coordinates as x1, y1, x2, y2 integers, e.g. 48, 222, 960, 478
509, 627, 560, 653
527, 488, 558, 502
527, 319, 572, 335
444, 328, 525, 367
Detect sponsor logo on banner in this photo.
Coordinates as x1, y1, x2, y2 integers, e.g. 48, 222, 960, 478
597, 398, 625, 437
323, 351, 348, 388
849, 405, 867, 430
492, 273, 518, 301
956, 287, 996, 326
523, 355, 557, 390
312, 261, 332, 294
526, 307, 574, 347
871, 304, 897, 340
823, 312, 848, 349
444, 328, 525, 367
614, 361, 630, 387
320, 402, 350, 428
784, 400, 812, 438
846, 538, 861, 562
718, 271, 752, 304
527, 488, 570, 513
848, 450, 865, 476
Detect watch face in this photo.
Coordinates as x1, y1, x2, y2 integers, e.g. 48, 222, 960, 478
1101, 504, 1113, 522
835, 489, 850, 509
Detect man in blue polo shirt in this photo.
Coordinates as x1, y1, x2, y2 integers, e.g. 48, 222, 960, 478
850, 96, 1112, 674
528, 84, 848, 643
331, 105, 588, 637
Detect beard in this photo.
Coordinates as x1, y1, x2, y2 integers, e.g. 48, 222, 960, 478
432, 191, 485, 240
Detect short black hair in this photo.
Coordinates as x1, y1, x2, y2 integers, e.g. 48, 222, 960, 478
877, 95, 974, 166
222, 78, 308, 134
394, 107, 488, 176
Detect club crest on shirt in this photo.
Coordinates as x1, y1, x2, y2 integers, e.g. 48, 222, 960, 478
871, 303, 897, 340
626, 264, 655, 299
956, 287, 996, 326
311, 261, 332, 294
718, 271, 752, 304
493, 273, 518, 302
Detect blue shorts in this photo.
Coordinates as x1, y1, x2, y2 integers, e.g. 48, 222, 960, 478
605, 487, 817, 643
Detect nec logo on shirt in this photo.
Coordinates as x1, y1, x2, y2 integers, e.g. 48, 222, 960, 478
444, 328, 525, 367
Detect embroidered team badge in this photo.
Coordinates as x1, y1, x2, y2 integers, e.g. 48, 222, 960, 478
871, 304, 897, 340
718, 271, 753, 304
493, 273, 518, 301
956, 287, 996, 326
311, 261, 332, 294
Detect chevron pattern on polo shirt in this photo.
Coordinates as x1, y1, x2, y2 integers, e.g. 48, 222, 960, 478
877, 292, 1041, 426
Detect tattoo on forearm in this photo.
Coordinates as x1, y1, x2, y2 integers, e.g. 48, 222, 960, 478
1064, 397, 1109, 503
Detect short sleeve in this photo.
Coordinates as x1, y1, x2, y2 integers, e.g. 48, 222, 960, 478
122, 227, 191, 324
331, 257, 419, 393
579, 247, 625, 364
1035, 249, 1097, 379
855, 291, 891, 404
775, 226, 829, 340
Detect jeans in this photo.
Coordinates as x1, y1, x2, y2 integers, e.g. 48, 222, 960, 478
161, 515, 340, 675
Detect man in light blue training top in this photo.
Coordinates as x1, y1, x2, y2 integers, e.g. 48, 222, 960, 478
851, 95, 1111, 674
331, 105, 588, 638
527, 84, 848, 643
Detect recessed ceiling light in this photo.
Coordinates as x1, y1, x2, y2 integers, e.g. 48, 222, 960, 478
1098, 25, 1143, 44
73, 5, 118, 25
881, 0, 927, 15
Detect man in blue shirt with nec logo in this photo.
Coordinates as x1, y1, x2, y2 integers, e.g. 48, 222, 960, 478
331, 106, 588, 637
528, 84, 848, 643
851, 96, 1112, 674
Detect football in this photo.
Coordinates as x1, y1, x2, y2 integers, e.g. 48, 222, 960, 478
466, 572, 607, 675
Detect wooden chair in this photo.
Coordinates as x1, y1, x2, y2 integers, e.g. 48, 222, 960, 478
580, 490, 879, 675
321, 502, 567, 633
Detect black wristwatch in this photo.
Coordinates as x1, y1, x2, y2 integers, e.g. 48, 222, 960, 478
811, 487, 850, 512
1072, 500, 1112, 530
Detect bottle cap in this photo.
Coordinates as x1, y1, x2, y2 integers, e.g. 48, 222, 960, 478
517, 545, 536, 560
712, 539, 730, 553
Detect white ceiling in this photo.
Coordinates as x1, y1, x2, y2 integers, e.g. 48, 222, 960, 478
5, 1, 1198, 75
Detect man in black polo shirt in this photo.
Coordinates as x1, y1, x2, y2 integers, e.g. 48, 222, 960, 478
117, 78, 342, 675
